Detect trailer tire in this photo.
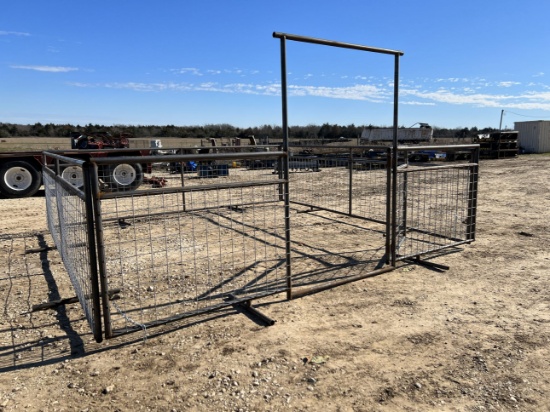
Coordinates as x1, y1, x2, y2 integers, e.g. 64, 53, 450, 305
0, 160, 42, 198
102, 162, 143, 192
61, 165, 84, 189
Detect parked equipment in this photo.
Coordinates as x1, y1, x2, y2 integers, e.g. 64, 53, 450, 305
0, 132, 151, 198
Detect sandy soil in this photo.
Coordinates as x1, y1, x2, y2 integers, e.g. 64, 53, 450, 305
0, 155, 549, 411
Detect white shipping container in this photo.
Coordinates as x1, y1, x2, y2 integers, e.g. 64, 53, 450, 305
514, 121, 550, 153
360, 127, 433, 143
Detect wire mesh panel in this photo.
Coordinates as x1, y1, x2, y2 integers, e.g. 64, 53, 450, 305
42, 142, 479, 341
395, 160, 478, 259
281, 146, 392, 297
43, 162, 101, 341
92, 152, 289, 337
287, 146, 390, 223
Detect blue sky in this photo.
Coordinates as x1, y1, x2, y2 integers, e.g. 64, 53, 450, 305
1, 0, 550, 129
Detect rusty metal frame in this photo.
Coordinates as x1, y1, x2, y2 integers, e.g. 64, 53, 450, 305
41, 33, 480, 342
273, 32, 404, 297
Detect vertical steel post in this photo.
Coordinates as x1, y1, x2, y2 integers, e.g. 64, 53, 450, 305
278, 144, 284, 201
89, 162, 113, 339
467, 146, 480, 241
279, 35, 293, 300
390, 54, 400, 267
348, 147, 353, 215
400, 148, 409, 248
82, 161, 104, 342
385, 147, 392, 263
180, 163, 186, 212
402, 168, 408, 245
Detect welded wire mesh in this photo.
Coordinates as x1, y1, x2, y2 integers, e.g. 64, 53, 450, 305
395, 164, 477, 259
94, 154, 288, 336
287, 148, 389, 223
277, 147, 391, 292
41, 144, 478, 340
43, 169, 98, 336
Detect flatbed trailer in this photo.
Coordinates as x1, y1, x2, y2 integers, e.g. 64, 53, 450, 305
0, 148, 150, 198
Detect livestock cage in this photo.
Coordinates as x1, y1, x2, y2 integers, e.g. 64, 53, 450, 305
42, 32, 479, 341
43, 142, 478, 342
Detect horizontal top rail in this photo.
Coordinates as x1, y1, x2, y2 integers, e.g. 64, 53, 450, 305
43, 152, 87, 166
288, 144, 392, 151
163, 144, 281, 151
43, 166, 86, 199
85, 151, 286, 165
397, 163, 478, 173
273, 32, 404, 56
397, 144, 480, 151
99, 178, 286, 200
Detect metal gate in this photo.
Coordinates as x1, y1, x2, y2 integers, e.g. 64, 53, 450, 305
394, 146, 480, 260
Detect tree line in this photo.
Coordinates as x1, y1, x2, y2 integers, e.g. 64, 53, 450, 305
0, 122, 499, 140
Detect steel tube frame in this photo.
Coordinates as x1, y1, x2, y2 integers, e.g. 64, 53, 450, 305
88, 151, 284, 166
42, 153, 103, 342
83, 161, 104, 342
87, 161, 113, 339
98, 179, 285, 200
348, 148, 353, 215
390, 54, 400, 267
82, 150, 288, 340
41, 33, 481, 341
396, 163, 477, 174
273, 32, 404, 56
397, 144, 479, 151
467, 146, 480, 241
274, 32, 403, 296
277, 34, 293, 301
394, 145, 480, 261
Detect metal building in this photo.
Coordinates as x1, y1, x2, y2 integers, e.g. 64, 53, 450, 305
514, 120, 550, 153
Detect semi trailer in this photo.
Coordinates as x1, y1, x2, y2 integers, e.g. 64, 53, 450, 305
0, 133, 150, 198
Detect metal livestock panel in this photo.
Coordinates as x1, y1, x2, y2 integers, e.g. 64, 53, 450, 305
43, 156, 103, 342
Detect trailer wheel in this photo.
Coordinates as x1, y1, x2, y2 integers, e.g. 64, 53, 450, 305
0, 160, 42, 198
102, 163, 143, 192
61, 165, 84, 189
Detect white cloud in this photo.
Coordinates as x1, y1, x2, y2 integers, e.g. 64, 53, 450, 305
498, 81, 521, 88
0, 30, 30, 36
171, 67, 203, 76
11, 65, 78, 72
402, 101, 436, 106
66, 73, 550, 112
288, 84, 388, 102
401, 86, 550, 111
171, 67, 260, 77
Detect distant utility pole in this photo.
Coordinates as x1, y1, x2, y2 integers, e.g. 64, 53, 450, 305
499, 110, 504, 130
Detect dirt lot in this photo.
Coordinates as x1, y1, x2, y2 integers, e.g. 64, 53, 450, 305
0, 155, 549, 411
